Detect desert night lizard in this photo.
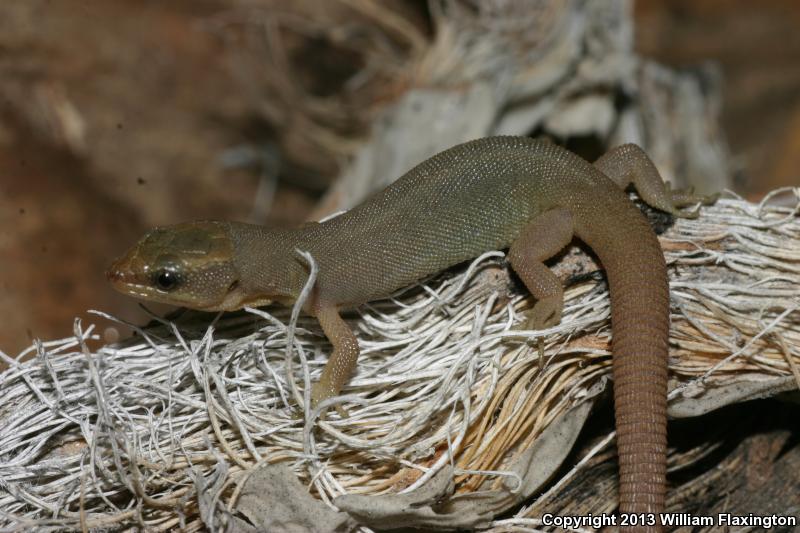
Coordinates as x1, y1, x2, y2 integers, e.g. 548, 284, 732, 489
108, 136, 715, 532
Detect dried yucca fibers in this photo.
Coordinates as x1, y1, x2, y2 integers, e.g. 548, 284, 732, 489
0, 189, 797, 531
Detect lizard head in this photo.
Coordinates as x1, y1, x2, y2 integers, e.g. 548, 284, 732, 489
107, 221, 248, 311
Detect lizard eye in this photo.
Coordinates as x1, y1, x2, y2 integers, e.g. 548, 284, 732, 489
154, 269, 180, 291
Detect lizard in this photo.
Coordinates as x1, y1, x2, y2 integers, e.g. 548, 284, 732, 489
107, 136, 715, 531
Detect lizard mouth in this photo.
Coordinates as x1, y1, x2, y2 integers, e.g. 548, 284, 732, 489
106, 258, 170, 301
106, 268, 157, 300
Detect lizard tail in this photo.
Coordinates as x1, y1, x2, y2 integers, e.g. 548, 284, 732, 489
581, 206, 669, 533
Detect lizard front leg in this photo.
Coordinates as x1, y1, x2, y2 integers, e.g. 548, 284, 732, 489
311, 304, 360, 415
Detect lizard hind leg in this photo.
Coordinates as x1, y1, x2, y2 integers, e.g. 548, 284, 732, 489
666, 183, 719, 210
508, 208, 575, 332
594, 144, 717, 219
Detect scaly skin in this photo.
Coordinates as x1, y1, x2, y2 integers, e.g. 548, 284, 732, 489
108, 137, 715, 531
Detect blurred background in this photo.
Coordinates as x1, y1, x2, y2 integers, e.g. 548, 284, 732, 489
0, 0, 798, 357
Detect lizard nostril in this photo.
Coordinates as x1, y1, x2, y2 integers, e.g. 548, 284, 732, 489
106, 262, 124, 282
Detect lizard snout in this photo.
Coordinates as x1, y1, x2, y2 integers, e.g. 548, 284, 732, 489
106, 258, 130, 284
